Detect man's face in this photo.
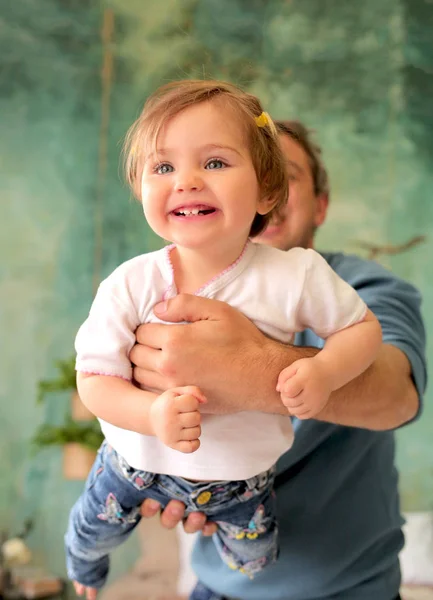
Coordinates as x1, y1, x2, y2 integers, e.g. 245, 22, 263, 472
253, 134, 328, 251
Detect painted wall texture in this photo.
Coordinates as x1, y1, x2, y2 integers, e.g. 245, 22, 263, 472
1, 0, 432, 582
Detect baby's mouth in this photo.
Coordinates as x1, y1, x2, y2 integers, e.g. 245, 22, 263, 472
172, 205, 216, 217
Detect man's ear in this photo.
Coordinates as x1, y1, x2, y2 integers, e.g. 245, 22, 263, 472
314, 193, 329, 227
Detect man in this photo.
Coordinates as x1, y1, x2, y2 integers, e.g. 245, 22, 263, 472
130, 121, 426, 600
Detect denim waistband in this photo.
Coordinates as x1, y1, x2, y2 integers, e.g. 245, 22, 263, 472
109, 442, 276, 493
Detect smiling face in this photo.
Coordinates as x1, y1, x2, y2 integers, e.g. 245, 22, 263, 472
141, 100, 272, 260
253, 134, 328, 251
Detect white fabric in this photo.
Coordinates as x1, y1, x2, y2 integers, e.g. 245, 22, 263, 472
75, 241, 367, 480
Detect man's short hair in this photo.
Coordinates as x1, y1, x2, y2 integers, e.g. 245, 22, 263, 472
275, 120, 329, 198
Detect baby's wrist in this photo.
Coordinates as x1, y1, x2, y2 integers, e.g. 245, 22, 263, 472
311, 354, 337, 391
147, 396, 162, 437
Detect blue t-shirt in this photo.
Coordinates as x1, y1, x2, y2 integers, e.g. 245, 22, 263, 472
192, 252, 427, 600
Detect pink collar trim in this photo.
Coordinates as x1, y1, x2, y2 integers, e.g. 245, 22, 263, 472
163, 240, 253, 297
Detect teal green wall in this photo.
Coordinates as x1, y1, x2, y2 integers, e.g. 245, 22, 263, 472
1, 0, 431, 581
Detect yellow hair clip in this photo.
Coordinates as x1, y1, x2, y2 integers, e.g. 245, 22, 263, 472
255, 111, 269, 128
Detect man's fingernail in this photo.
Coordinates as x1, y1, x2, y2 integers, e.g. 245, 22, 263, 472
147, 499, 160, 511
154, 301, 167, 314
190, 513, 204, 523
170, 505, 184, 517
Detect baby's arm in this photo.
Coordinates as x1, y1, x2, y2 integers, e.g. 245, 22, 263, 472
75, 271, 205, 452
309, 309, 381, 390
277, 249, 382, 419
278, 309, 381, 418
78, 374, 205, 453
77, 373, 156, 435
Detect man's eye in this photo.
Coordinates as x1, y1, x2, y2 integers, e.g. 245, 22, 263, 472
206, 159, 225, 170
155, 163, 173, 174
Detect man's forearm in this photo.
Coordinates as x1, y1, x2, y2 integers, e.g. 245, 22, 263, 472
237, 340, 419, 431
131, 295, 419, 431
316, 344, 419, 430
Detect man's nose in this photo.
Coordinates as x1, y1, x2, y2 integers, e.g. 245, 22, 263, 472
174, 170, 203, 192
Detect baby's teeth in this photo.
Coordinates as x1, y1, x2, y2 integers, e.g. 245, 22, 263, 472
178, 208, 201, 215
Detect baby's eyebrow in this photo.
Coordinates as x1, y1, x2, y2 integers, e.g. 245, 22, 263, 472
146, 144, 244, 161
200, 143, 243, 157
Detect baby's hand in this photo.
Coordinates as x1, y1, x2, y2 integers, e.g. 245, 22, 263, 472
150, 386, 206, 453
277, 357, 333, 419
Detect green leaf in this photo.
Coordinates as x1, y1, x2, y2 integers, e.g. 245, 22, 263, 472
32, 419, 104, 451
36, 357, 77, 404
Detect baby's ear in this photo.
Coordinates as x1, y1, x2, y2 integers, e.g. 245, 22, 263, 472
257, 195, 277, 215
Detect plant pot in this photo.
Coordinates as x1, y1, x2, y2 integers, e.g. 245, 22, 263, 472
63, 443, 96, 480
71, 390, 94, 421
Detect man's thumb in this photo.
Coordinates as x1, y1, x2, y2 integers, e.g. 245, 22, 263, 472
153, 300, 168, 315
153, 293, 221, 323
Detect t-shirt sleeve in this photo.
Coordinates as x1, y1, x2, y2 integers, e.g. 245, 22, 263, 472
295, 249, 367, 339
331, 253, 427, 421
75, 275, 141, 381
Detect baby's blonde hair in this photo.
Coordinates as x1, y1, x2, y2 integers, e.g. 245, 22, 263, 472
123, 79, 288, 237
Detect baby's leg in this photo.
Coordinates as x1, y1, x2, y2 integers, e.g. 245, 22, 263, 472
65, 443, 144, 591
210, 469, 278, 579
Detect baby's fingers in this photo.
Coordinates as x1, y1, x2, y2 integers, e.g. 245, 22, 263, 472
173, 386, 207, 404
276, 365, 297, 392
175, 439, 201, 453
289, 405, 313, 420
175, 394, 201, 413
180, 425, 201, 441
179, 410, 201, 429
281, 375, 304, 398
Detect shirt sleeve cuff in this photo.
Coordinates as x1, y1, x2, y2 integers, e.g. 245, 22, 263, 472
384, 339, 427, 424
75, 360, 132, 381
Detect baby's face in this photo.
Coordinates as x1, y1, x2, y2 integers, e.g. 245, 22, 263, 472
140, 101, 269, 260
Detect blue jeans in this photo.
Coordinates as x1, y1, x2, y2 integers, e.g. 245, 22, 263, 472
191, 585, 404, 600
65, 441, 277, 589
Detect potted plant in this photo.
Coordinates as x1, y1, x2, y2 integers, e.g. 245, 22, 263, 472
37, 357, 94, 421
34, 357, 103, 480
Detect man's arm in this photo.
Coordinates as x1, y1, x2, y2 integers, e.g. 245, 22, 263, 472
317, 343, 419, 429
256, 339, 419, 430
130, 295, 420, 431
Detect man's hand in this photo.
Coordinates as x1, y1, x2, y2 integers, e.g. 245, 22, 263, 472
277, 357, 333, 419
149, 386, 206, 453
130, 295, 416, 430
130, 294, 292, 415
140, 498, 217, 536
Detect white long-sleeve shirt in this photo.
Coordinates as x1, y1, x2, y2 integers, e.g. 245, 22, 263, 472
75, 241, 366, 480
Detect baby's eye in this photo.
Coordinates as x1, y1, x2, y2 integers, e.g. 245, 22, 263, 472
206, 159, 226, 170
154, 163, 174, 174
